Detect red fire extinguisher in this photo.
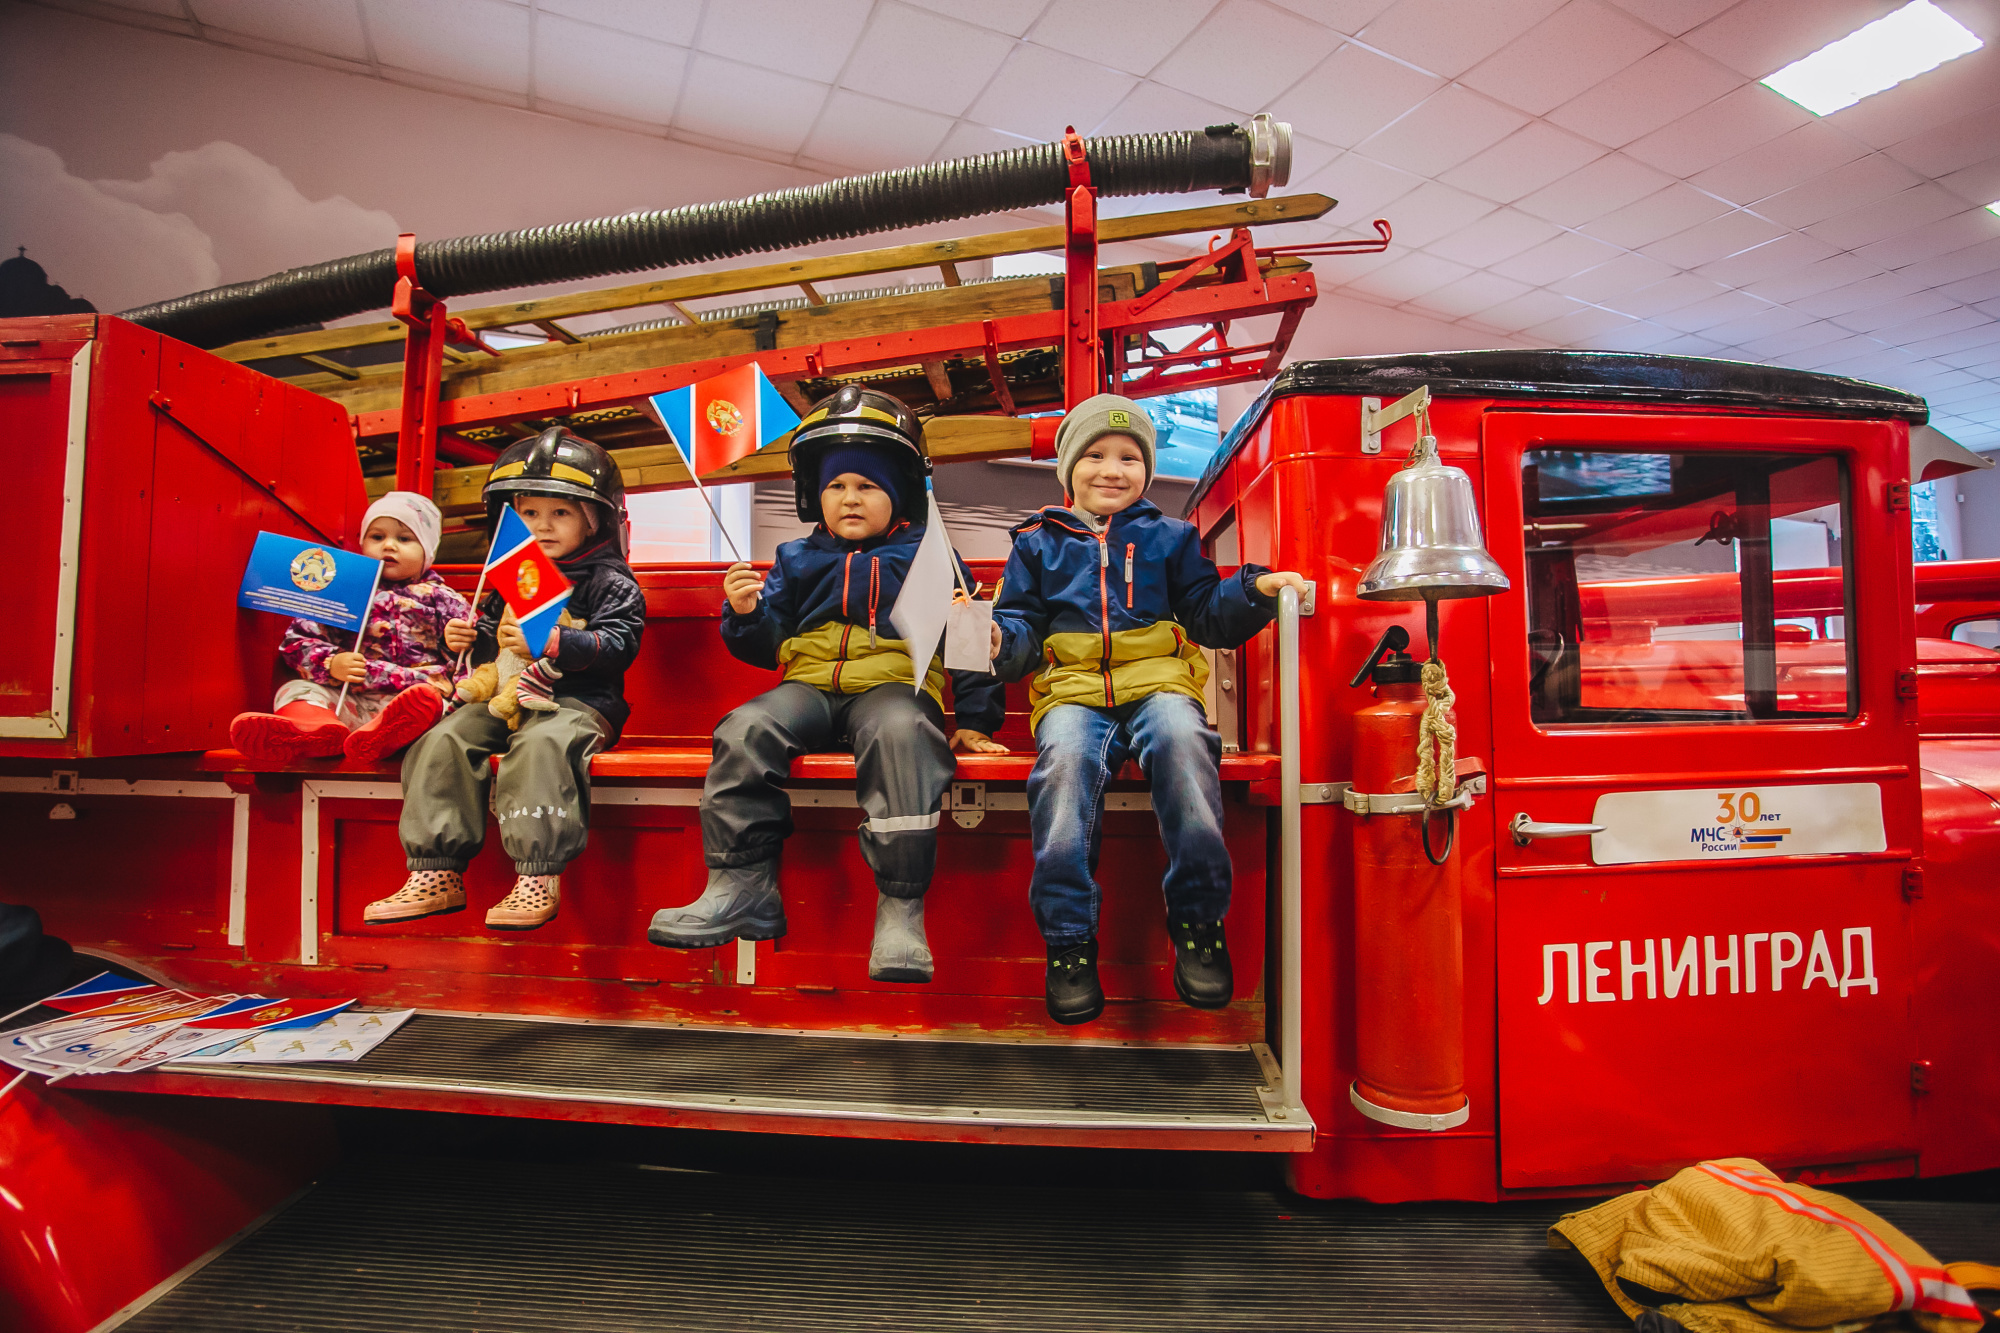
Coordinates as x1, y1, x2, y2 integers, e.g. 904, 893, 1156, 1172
1345, 624, 1469, 1130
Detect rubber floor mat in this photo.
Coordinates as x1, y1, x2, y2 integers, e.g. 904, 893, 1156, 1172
117, 1155, 1994, 1333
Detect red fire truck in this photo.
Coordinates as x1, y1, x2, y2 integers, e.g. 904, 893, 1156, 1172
1, 122, 1995, 1330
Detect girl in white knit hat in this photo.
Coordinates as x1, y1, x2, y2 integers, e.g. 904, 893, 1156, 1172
229, 491, 470, 766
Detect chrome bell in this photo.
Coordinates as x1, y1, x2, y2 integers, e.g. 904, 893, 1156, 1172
1357, 434, 1510, 602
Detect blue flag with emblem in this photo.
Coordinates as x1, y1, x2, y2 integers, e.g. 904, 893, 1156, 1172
238, 531, 382, 631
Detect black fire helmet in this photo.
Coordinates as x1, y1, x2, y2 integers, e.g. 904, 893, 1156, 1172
482, 426, 630, 558
788, 385, 931, 525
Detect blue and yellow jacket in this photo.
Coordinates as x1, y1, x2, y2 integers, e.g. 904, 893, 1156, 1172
992, 499, 1276, 731
720, 522, 1006, 734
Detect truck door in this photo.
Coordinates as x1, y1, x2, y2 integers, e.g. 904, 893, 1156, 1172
1481, 410, 1922, 1190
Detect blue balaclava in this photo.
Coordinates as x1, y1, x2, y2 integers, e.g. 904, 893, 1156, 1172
819, 443, 903, 515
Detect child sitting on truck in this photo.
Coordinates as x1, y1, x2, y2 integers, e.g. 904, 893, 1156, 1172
363, 427, 645, 931
992, 394, 1307, 1025
229, 491, 465, 767
646, 387, 1005, 983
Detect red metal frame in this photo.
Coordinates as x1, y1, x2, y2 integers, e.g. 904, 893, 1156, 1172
1061, 127, 1101, 407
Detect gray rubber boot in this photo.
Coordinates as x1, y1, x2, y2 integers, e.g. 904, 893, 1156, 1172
647, 862, 785, 948
867, 893, 933, 983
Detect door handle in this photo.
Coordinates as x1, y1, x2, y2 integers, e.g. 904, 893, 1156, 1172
1509, 812, 1605, 847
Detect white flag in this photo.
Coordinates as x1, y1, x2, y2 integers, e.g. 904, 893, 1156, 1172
889, 489, 959, 693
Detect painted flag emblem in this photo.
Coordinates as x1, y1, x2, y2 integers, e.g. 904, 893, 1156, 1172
649, 363, 801, 478
239, 531, 383, 630
484, 506, 572, 659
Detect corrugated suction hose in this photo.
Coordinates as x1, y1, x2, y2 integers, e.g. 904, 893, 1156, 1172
120, 117, 1292, 349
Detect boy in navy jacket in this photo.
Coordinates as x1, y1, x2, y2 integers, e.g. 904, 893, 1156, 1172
992, 394, 1307, 1025
649, 388, 1004, 983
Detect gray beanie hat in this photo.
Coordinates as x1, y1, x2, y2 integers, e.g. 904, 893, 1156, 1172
1055, 393, 1157, 497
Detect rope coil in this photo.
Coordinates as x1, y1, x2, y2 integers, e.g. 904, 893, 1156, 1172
1415, 658, 1456, 806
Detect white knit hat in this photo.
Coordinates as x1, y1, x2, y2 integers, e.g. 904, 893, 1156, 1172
361, 491, 443, 571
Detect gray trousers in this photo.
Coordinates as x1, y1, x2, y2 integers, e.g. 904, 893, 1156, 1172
704, 681, 956, 898
401, 700, 610, 876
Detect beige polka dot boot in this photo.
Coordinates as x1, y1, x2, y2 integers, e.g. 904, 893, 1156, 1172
363, 870, 465, 923
486, 875, 560, 930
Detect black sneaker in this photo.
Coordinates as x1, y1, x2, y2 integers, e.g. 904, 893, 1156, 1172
1045, 940, 1103, 1026
1168, 920, 1232, 1009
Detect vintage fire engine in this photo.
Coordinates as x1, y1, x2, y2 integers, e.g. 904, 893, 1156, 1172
1, 120, 1995, 1331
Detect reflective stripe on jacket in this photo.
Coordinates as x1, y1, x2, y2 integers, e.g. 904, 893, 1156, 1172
720, 523, 1003, 733
991, 498, 1275, 732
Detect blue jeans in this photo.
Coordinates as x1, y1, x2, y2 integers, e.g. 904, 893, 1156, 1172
1027, 691, 1231, 945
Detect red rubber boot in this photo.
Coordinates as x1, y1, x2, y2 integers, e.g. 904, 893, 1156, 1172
229, 702, 348, 764
344, 684, 445, 765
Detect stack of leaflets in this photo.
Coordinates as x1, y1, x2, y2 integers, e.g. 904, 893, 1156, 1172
2, 973, 356, 1082
179, 1008, 417, 1064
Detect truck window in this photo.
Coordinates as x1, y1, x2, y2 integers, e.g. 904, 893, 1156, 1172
1522, 449, 1852, 724
1951, 618, 2000, 649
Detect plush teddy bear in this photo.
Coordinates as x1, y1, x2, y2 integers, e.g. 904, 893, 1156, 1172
454, 607, 585, 730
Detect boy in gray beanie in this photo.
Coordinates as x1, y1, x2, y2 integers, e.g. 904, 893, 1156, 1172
992, 394, 1307, 1025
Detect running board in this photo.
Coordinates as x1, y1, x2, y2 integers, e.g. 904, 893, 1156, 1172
95, 1013, 1314, 1151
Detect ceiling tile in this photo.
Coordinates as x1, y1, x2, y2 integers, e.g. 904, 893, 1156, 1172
1689, 121, 1872, 209
1640, 208, 1785, 269
1906, 320, 2000, 357
900, 0, 1049, 36
1735, 319, 1854, 359
1805, 184, 1970, 250
1644, 332, 1728, 357
1851, 299, 1982, 339
695, 0, 868, 80
1622, 82, 1812, 177
1697, 303, 1819, 344
965, 43, 1137, 140
1368, 180, 1497, 247
1691, 232, 1841, 288
1438, 122, 1606, 203
1342, 250, 1478, 303
1266, 0, 1399, 32
1355, 0, 1565, 78
1153, 0, 1342, 113
1471, 288, 1589, 331
1268, 42, 1444, 148
839, 3, 1015, 116
801, 90, 954, 172
534, 14, 684, 123
1490, 229, 1626, 285
1604, 272, 1730, 317
1424, 208, 1566, 266
1549, 250, 1681, 301
362, 0, 530, 93
1938, 155, 2000, 208
1926, 240, 2000, 295
1824, 43, 2000, 150
1460, 0, 1665, 116
1743, 255, 1890, 303
1545, 42, 1742, 147
1751, 154, 1927, 230
931, 124, 1043, 171
1853, 206, 2000, 271
1515, 152, 1673, 226
189, 0, 368, 60
1578, 182, 1732, 248
537, 0, 700, 46
1680, 0, 1901, 80
1528, 303, 1644, 343
1025, 0, 1214, 77
1652, 289, 1782, 333
1591, 321, 1683, 351
678, 54, 828, 154
1301, 151, 1426, 225
1354, 85, 1530, 177
1886, 103, 2000, 180
1604, 0, 1734, 36
1792, 270, 1929, 317
1404, 270, 1535, 318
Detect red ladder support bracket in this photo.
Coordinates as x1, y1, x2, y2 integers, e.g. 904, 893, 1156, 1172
391, 232, 449, 497
1062, 128, 1101, 409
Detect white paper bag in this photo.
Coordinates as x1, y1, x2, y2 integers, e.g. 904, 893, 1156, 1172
943, 597, 995, 673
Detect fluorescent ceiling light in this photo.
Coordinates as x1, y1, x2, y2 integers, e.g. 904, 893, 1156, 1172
1987, 201, 2000, 216
1762, 1, 1982, 115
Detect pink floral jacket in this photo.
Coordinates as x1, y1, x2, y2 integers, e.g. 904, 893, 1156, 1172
280, 576, 471, 695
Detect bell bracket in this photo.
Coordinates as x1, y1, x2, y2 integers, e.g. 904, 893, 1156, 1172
1360, 384, 1431, 455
